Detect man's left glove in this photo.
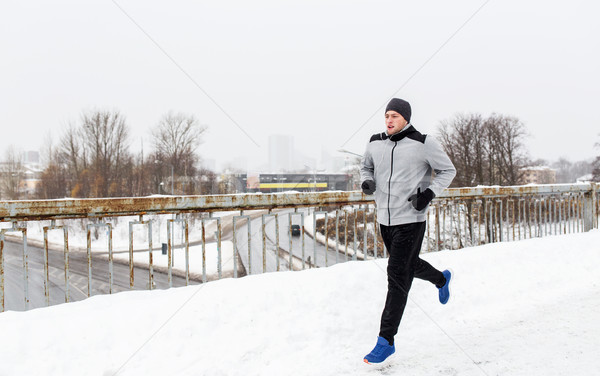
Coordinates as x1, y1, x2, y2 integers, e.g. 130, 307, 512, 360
361, 180, 376, 195
408, 187, 435, 211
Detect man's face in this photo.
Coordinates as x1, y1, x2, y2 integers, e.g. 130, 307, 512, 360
385, 111, 408, 135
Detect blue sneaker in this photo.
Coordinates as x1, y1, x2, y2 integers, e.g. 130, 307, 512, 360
439, 269, 453, 304
364, 336, 395, 364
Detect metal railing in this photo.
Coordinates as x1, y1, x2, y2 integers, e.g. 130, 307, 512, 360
0, 183, 598, 312
423, 183, 598, 252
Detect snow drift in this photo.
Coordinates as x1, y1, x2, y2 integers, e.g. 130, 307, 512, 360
1, 230, 598, 376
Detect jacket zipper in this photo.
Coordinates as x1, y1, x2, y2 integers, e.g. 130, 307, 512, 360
387, 141, 397, 225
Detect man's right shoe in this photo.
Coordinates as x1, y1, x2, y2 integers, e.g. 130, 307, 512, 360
363, 336, 395, 364
439, 269, 453, 304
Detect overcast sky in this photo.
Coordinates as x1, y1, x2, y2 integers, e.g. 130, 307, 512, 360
2, 0, 599, 171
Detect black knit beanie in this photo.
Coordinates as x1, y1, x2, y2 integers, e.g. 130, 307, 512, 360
385, 98, 411, 122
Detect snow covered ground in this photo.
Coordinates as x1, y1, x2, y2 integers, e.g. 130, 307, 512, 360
16, 214, 227, 253
2, 213, 237, 277
1, 230, 598, 376
112, 241, 235, 279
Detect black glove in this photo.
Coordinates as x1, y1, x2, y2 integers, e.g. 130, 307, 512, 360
408, 187, 435, 211
361, 180, 376, 195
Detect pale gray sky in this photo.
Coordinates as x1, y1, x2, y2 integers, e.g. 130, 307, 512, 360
2, 0, 599, 170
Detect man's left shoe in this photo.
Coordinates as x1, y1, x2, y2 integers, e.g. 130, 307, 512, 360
438, 269, 453, 304
364, 336, 395, 364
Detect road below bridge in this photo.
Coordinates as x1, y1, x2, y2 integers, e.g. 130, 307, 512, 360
234, 209, 350, 275
2, 240, 189, 312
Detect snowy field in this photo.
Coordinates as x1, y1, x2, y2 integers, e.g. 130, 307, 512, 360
1, 230, 598, 376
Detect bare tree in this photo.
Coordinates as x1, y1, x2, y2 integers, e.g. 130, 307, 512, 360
151, 111, 207, 194
38, 110, 209, 198
484, 114, 528, 185
593, 136, 600, 182
438, 113, 529, 243
438, 113, 529, 187
55, 110, 132, 197
0, 146, 24, 200
552, 158, 593, 183
36, 138, 69, 199
61, 124, 85, 178
128, 148, 154, 197
81, 110, 130, 196
552, 157, 573, 183
198, 168, 218, 195
37, 164, 68, 199
439, 113, 485, 187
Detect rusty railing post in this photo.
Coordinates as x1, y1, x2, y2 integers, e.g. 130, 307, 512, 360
583, 183, 597, 232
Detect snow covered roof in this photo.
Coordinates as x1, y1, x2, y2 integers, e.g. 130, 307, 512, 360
576, 173, 593, 183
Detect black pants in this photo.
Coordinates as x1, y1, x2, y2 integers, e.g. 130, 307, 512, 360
378, 221, 445, 345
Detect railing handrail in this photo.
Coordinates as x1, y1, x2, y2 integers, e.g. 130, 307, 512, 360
436, 183, 597, 199
0, 183, 597, 221
0, 191, 372, 221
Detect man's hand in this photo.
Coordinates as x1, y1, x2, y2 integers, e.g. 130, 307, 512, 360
361, 180, 376, 195
408, 188, 435, 210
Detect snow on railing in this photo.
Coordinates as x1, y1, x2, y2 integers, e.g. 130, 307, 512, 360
0, 183, 597, 312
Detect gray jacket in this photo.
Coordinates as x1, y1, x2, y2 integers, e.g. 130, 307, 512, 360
360, 125, 456, 226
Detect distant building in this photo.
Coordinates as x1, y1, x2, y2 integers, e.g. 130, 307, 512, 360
234, 173, 352, 193
520, 166, 557, 184
576, 174, 593, 184
0, 150, 42, 199
268, 134, 294, 172
22, 151, 43, 197
21, 164, 42, 195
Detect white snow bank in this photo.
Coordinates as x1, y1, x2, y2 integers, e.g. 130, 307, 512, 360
1, 230, 598, 376
14, 212, 236, 253
113, 241, 234, 278
6, 213, 239, 276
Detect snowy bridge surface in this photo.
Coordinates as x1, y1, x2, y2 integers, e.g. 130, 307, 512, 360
0, 229, 598, 375
0, 183, 598, 312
